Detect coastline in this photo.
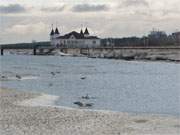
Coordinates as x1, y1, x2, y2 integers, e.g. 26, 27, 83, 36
4, 48, 180, 63
0, 88, 179, 135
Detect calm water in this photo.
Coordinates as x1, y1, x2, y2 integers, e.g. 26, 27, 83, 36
0, 54, 180, 116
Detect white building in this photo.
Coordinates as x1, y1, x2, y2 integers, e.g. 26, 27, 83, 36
50, 27, 101, 48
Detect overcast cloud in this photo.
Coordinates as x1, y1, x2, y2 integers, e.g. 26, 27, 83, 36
72, 4, 109, 12
0, 0, 180, 44
41, 5, 66, 12
121, 0, 149, 7
0, 4, 26, 14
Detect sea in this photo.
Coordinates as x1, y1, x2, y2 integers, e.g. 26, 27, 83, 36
0, 54, 180, 116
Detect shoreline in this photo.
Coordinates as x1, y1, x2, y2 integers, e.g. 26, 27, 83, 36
17, 90, 179, 117
0, 88, 179, 135
3, 49, 180, 63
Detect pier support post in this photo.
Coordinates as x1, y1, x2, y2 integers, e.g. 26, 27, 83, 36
33, 48, 37, 55
80, 48, 82, 54
1, 49, 3, 56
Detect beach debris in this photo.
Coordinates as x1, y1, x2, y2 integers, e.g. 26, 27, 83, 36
81, 77, 86, 80
15, 74, 22, 79
82, 94, 90, 99
74, 101, 94, 107
51, 72, 55, 76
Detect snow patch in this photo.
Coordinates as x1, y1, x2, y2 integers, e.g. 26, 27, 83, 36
17, 94, 59, 107
20, 76, 39, 80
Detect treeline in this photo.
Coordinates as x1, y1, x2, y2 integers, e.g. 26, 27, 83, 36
0, 41, 50, 49
101, 31, 179, 47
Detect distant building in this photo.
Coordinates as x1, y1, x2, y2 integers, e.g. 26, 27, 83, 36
148, 30, 168, 46
50, 27, 101, 48
172, 32, 180, 44
149, 30, 167, 39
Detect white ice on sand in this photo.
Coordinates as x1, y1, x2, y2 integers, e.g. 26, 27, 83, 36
19, 76, 39, 80
2, 89, 178, 135
17, 94, 59, 107
53, 50, 72, 56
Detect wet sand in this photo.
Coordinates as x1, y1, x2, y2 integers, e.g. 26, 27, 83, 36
0, 88, 179, 135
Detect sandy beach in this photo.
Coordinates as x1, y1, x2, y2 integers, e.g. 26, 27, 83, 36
0, 88, 179, 135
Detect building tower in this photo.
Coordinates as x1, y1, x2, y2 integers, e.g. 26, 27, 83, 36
50, 28, 54, 41
80, 29, 84, 35
54, 27, 60, 38
84, 28, 90, 37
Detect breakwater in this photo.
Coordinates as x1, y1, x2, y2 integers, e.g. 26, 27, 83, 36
60, 47, 180, 62
1, 46, 180, 62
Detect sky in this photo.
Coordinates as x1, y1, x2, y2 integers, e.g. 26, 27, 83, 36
0, 0, 180, 44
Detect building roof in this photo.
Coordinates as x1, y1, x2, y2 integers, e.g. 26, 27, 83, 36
55, 28, 60, 34
80, 29, 83, 35
50, 29, 54, 35
57, 31, 99, 39
84, 28, 89, 35
61, 31, 84, 39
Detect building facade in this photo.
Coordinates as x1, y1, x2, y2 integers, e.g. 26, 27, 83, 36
172, 32, 180, 44
50, 27, 101, 48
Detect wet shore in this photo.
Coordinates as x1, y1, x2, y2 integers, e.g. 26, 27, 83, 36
0, 88, 179, 135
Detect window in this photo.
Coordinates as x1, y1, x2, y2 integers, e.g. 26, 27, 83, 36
93, 40, 96, 44
71, 35, 75, 39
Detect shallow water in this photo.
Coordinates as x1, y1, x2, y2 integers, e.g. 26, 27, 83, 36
0, 54, 180, 116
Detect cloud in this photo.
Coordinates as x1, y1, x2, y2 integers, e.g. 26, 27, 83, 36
0, 4, 26, 14
72, 4, 109, 12
5, 22, 47, 35
41, 5, 66, 12
121, 0, 149, 7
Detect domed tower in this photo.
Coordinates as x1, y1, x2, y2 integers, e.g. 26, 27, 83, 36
84, 28, 90, 37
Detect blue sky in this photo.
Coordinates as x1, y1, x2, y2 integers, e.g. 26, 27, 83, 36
0, 0, 180, 44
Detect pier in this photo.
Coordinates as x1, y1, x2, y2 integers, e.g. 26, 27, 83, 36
0, 44, 56, 56
0, 45, 180, 62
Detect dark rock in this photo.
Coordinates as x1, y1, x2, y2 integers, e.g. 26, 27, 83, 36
51, 72, 55, 76
1, 76, 6, 79
16, 74, 21, 79
85, 103, 94, 107
74, 101, 94, 107
121, 56, 135, 61
74, 101, 84, 107
81, 77, 86, 80
82, 94, 90, 99
155, 57, 167, 61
